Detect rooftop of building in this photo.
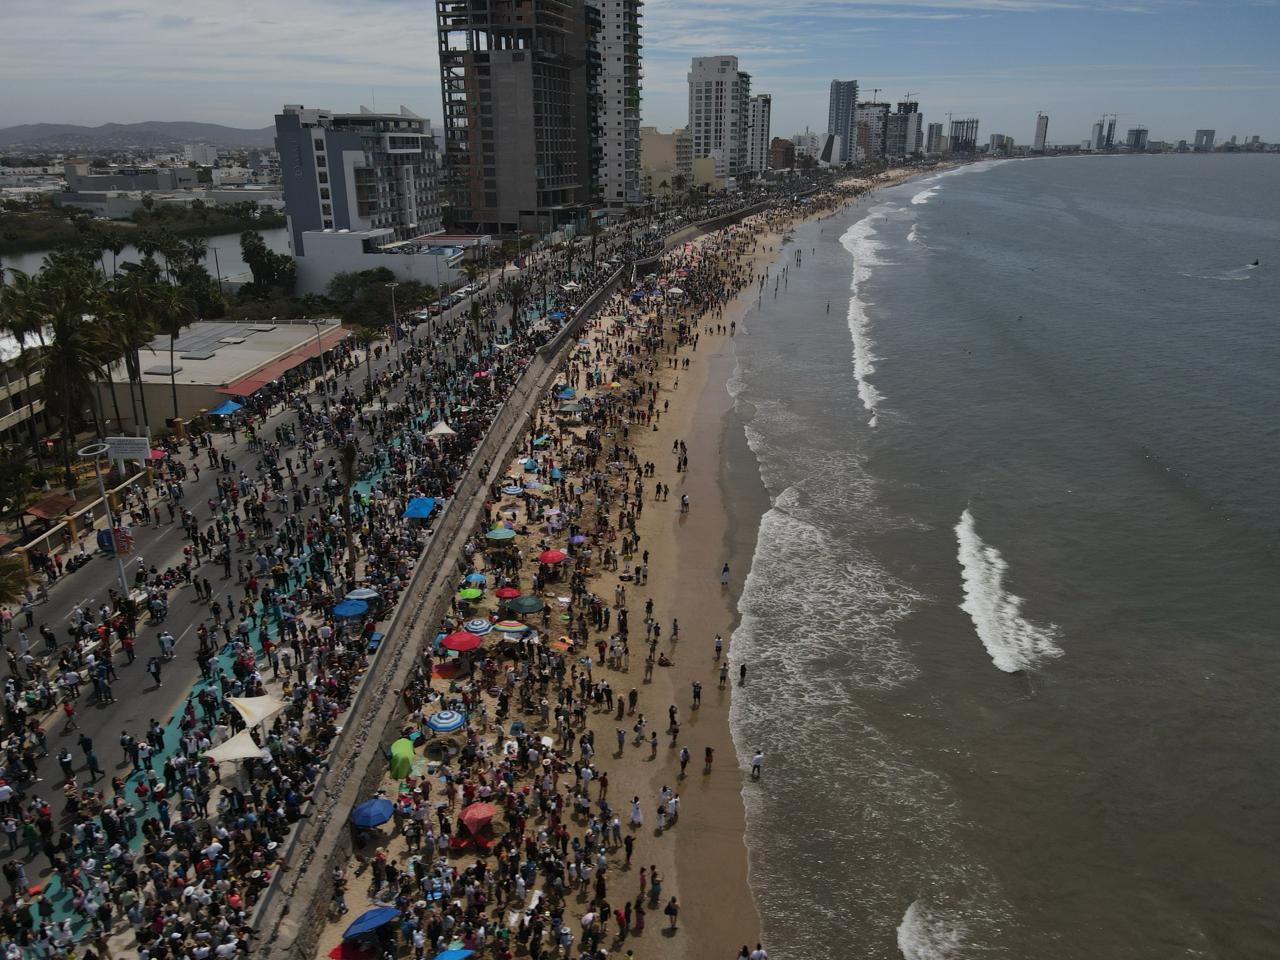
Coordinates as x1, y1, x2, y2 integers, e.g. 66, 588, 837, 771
110, 319, 346, 388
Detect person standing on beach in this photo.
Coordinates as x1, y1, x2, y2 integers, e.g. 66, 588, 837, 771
704, 746, 714, 774
720, 563, 731, 587
751, 750, 764, 779
679, 746, 690, 778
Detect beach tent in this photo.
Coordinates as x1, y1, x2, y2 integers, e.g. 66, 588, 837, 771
428, 422, 457, 437
343, 907, 400, 940
228, 696, 286, 728
389, 738, 414, 779
204, 731, 268, 764
209, 399, 242, 416
333, 599, 368, 619
403, 497, 437, 520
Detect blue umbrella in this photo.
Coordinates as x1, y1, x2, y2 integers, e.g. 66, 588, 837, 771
349, 797, 394, 828
556, 387, 576, 400
523, 458, 538, 472
209, 399, 242, 416
485, 527, 515, 541
434, 951, 476, 960
464, 618, 493, 635
501, 485, 524, 496
464, 572, 487, 585
403, 497, 437, 520
427, 710, 465, 733
344, 906, 400, 940
333, 599, 368, 619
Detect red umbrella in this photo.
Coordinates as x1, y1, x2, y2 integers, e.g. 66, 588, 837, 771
495, 587, 521, 599
441, 631, 483, 652
538, 549, 567, 564
459, 801, 499, 835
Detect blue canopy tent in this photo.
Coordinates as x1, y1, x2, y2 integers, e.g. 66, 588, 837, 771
333, 599, 369, 619
343, 907, 400, 940
209, 400, 242, 416
403, 497, 437, 520
349, 797, 394, 828
434, 951, 476, 960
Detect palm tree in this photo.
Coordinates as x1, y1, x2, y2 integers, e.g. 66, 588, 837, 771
339, 440, 358, 585
587, 219, 602, 265
351, 325, 380, 390
0, 555, 34, 605
152, 284, 199, 423
0, 269, 48, 466
105, 272, 160, 431
34, 268, 108, 485
497, 277, 527, 331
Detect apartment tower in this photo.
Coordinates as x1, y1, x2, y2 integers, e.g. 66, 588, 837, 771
687, 56, 751, 178
826, 79, 859, 164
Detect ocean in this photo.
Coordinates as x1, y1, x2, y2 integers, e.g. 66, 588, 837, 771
725, 155, 1280, 960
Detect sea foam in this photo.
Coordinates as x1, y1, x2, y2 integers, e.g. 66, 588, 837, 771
840, 212, 887, 428
897, 900, 967, 960
956, 508, 1063, 672
911, 186, 938, 205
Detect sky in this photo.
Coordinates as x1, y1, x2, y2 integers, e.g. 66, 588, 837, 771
2, 0, 1278, 146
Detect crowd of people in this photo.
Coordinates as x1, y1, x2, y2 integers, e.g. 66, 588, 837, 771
0, 174, 867, 960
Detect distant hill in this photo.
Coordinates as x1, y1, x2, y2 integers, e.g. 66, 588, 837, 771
0, 121, 276, 150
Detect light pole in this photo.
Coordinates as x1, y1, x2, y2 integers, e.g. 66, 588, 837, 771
385, 281, 401, 355
309, 320, 331, 410
78, 442, 131, 594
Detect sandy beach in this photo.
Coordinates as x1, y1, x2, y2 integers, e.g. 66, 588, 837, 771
313, 168, 927, 960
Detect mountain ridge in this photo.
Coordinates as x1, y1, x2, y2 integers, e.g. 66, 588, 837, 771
0, 120, 276, 150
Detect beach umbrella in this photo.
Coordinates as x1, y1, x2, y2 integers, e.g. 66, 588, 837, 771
459, 802, 499, 835
343, 907, 400, 940
345, 587, 380, 601
493, 620, 528, 634
433, 952, 475, 960
506, 595, 545, 615
333, 599, 368, 619
456, 588, 483, 603
568, 534, 587, 545
556, 387, 576, 400
441, 631, 483, 652
427, 710, 466, 733
523, 458, 538, 472
538, 549, 567, 564
463, 618, 493, 635
524, 481, 544, 491
562, 281, 581, 291
666, 287, 684, 296
501, 485, 524, 496
464, 572, 487, 585
495, 586, 521, 600
485, 527, 516, 541
349, 797, 394, 829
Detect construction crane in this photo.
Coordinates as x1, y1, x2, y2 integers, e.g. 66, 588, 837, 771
903, 91, 919, 105
870, 87, 882, 103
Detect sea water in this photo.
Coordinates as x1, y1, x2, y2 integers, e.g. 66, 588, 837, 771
727, 154, 1280, 960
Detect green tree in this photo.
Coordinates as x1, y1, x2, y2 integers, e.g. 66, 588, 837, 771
0, 555, 34, 605
351, 324, 381, 389
588, 219, 603, 265
105, 271, 160, 430
33, 266, 109, 485
0, 269, 49, 465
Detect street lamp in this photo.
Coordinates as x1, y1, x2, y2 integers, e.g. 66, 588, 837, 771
78, 442, 131, 594
385, 281, 401, 354
309, 320, 331, 410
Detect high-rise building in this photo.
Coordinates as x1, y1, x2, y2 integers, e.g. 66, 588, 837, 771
275, 104, 441, 256
676, 127, 692, 176
988, 133, 1014, 154
1091, 121, 1105, 151
768, 137, 795, 170
1126, 127, 1149, 151
886, 101, 923, 158
792, 128, 821, 159
925, 122, 944, 155
592, 0, 643, 206
746, 94, 772, 175
1033, 113, 1049, 152
1193, 129, 1215, 151
1104, 117, 1116, 150
855, 102, 890, 162
826, 79, 859, 164
688, 56, 751, 178
948, 118, 979, 154
436, 0, 594, 233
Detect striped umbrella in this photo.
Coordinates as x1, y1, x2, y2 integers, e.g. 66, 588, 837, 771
464, 618, 493, 635
427, 710, 465, 733
485, 528, 516, 541
493, 620, 528, 634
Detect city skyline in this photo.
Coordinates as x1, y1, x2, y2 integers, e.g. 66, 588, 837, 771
2, 0, 1278, 146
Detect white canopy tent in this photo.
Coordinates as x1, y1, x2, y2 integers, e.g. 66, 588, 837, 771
228, 695, 287, 728
204, 730, 270, 764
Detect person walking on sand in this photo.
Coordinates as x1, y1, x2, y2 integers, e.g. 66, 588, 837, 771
704, 746, 714, 774
720, 563, 730, 587
629, 797, 643, 828
664, 896, 680, 930
679, 746, 690, 778
751, 749, 764, 779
